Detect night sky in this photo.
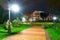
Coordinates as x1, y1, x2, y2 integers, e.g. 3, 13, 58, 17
0, 0, 59, 14
18, 0, 48, 12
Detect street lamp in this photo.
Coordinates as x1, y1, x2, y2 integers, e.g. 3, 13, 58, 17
53, 17, 57, 20
53, 16, 57, 23
53, 16, 57, 28
10, 4, 20, 12
8, 4, 20, 34
22, 17, 26, 22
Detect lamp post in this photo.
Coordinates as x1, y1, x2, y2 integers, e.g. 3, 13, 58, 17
8, 8, 11, 34
53, 16, 57, 23
53, 16, 57, 22
8, 4, 20, 34
53, 16, 57, 28
53, 17, 57, 21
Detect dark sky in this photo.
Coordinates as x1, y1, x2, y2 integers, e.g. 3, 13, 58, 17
0, 0, 48, 10
20, 0, 48, 12
0, 0, 58, 14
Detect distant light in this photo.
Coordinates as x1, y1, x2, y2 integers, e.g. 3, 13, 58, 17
22, 17, 26, 22
10, 4, 20, 12
53, 17, 57, 20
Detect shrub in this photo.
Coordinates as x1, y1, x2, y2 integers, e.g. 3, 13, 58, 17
12, 17, 21, 27
3, 20, 12, 30
55, 23, 60, 30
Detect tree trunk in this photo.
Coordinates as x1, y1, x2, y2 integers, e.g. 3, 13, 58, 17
8, 25, 11, 34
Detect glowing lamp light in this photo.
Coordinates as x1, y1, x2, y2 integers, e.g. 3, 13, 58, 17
53, 17, 57, 20
22, 17, 26, 22
8, 3, 20, 34
10, 4, 20, 12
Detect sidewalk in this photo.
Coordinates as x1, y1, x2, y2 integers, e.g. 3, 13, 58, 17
3, 25, 49, 40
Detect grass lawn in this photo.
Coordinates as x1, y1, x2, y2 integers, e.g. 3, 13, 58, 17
46, 28, 60, 40
0, 25, 9, 40
33, 21, 60, 40
0, 24, 31, 40
0, 22, 60, 40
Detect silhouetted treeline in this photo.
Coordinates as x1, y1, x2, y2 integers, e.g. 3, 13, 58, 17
0, 5, 8, 24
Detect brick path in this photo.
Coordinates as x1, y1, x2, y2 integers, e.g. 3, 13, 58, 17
3, 25, 50, 40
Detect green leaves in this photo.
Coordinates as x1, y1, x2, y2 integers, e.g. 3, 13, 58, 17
0, 5, 8, 24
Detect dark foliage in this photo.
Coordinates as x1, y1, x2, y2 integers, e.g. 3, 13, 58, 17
0, 5, 8, 24
40, 12, 49, 21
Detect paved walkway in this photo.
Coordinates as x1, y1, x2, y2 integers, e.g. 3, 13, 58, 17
3, 25, 50, 40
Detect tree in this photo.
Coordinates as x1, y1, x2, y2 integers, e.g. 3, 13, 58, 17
12, 17, 21, 27
47, 0, 60, 9
47, 0, 60, 23
40, 13, 49, 21
0, 6, 10, 32
0, 6, 4, 23
0, 5, 8, 24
